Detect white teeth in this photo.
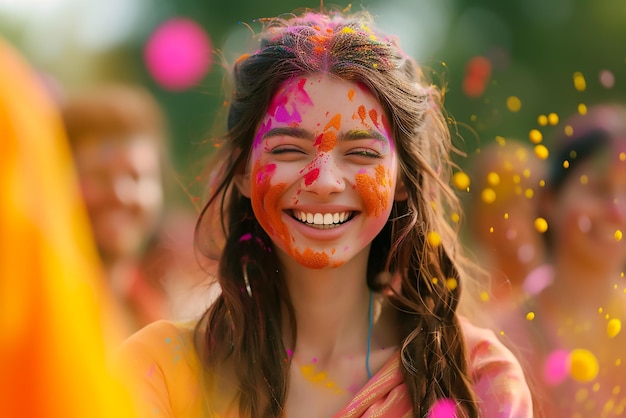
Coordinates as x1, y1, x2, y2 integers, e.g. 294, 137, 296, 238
294, 211, 352, 226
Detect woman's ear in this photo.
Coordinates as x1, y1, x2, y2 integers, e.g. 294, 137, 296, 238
394, 178, 409, 202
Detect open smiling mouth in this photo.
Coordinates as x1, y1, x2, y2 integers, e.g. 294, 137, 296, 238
290, 210, 356, 230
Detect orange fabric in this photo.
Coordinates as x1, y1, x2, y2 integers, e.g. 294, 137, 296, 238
0, 38, 135, 417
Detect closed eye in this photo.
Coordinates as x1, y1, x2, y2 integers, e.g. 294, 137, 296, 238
346, 148, 382, 159
270, 147, 306, 155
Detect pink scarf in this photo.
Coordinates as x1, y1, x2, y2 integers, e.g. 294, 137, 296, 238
334, 352, 412, 418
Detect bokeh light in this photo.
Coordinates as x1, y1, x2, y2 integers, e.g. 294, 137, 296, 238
144, 17, 212, 91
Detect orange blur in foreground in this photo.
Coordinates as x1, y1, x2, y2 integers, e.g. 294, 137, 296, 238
0, 38, 135, 417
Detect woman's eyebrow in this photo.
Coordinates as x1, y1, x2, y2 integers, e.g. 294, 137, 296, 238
263, 127, 312, 140
341, 129, 389, 143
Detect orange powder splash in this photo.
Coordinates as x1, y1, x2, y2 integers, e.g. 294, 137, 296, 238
324, 113, 341, 131
294, 247, 330, 269
250, 162, 292, 251
347, 89, 355, 101
368, 108, 380, 129
315, 131, 337, 153
357, 105, 367, 124
355, 164, 390, 217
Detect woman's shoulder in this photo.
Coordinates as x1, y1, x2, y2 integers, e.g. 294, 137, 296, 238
458, 316, 534, 417
113, 320, 203, 417
458, 316, 523, 371
122, 319, 196, 345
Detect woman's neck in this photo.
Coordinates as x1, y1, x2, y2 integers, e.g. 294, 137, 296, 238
279, 248, 372, 365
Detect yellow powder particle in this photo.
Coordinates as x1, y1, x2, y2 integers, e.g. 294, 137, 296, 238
506, 96, 522, 112
569, 349, 599, 382
534, 217, 548, 233
607, 318, 622, 338
427, 231, 442, 248
486, 172, 500, 186
534, 144, 549, 160
526, 312, 535, 321
481, 188, 496, 204
548, 112, 559, 125
529, 129, 543, 144
573, 72, 587, 91
452, 171, 471, 191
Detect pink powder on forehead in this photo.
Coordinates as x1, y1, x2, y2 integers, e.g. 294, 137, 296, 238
253, 119, 272, 149
275, 105, 301, 124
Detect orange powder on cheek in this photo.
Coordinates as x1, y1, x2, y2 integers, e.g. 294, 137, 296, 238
355, 164, 391, 217
250, 162, 293, 252
294, 247, 330, 269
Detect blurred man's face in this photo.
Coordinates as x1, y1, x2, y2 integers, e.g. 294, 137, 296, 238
74, 135, 163, 262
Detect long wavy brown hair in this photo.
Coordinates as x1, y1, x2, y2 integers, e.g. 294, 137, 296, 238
194, 9, 479, 417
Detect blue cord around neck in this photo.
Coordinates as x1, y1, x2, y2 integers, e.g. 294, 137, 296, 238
366, 289, 373, 379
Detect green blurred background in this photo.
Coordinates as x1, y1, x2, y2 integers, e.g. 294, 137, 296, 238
1, 0, 625, 205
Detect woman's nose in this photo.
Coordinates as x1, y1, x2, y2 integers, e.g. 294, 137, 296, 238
300, 154, 346, 197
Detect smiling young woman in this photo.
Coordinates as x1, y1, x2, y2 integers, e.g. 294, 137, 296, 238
115, 9, 535, 418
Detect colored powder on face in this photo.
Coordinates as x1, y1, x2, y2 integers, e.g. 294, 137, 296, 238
275, 105, 302, 124
381, 114, 392, 145
368, 108, 379, 129
250, 161, 292, 252
253, 118, 272, 149
317, 131, 337, 153
355, 164, 391, 217
267, 91, 288, 118
294, 247, 330, 268
324, 113, 342, 132
357, 105, 367, 124
347, 89, 355, 101
303, 167, 320, 186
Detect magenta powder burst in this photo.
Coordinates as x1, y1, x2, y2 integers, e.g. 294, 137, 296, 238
144, 17, 212, 91
428, 398, 457, 418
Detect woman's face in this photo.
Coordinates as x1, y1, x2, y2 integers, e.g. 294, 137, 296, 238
546, 146, 626, 268
243, 73, 400, 269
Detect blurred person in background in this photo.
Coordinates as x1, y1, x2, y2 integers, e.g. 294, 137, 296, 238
463, 139, 547, 307
495, 103, 626, 417
0, 37, 135, 417
62, 84, 212, 333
